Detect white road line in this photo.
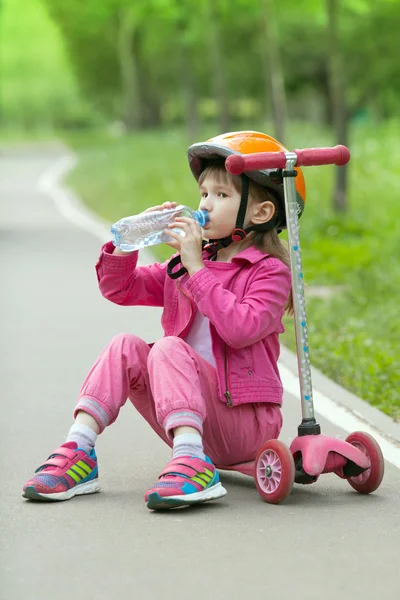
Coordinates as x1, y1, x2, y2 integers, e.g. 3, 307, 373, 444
37, 153, 153, 266
37, 154, 110, 242
37, 152, 400, 469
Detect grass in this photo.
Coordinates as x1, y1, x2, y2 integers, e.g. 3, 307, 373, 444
63, 121, 400, 420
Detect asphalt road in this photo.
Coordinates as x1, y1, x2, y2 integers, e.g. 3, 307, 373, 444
1, 145, 399, 600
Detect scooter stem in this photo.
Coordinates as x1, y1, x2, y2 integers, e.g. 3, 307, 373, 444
283, 153, 320, 436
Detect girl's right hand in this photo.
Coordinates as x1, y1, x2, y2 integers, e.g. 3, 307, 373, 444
143, 201, 177, 213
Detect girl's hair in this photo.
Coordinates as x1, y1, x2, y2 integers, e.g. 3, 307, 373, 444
198, 164, 294, 315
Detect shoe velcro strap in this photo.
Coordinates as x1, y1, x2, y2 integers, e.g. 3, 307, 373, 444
49, 446, 77, 460
159, 464, 198, 479
168, 457, 205, 470
35, 456, 69, 472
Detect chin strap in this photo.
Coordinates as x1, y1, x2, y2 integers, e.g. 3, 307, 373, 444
167, 254, 188, 279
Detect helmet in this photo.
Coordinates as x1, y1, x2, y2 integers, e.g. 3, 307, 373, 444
167, 131, 307, 279
187, 130, 306, 232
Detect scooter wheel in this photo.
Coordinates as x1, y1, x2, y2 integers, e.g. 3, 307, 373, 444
345, 431, 384, 494
254, 439, 295, 504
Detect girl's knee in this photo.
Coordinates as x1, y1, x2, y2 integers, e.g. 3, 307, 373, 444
106, 333, 150, 365
148, 336, 186, 358
109, 332, 145, 349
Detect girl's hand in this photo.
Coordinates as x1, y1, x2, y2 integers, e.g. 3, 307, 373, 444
164, 217, 204, 276
143, 201, 177, 213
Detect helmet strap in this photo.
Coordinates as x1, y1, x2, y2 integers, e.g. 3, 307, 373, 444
234, 174, 250, 232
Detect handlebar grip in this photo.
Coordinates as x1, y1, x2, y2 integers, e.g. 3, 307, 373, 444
293, 145, 350, 166
225, 145, 350, 174
226, 152, 286, 174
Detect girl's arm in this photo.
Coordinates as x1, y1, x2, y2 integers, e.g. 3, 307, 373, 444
185, 258, 292, 348
95, 241, 168, 307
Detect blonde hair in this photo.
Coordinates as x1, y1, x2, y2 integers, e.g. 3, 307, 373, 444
198, 164, 294, 315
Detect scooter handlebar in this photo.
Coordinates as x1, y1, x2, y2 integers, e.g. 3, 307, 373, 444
225, 145, 350, 174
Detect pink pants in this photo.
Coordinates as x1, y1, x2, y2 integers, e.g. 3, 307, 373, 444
74, 334, 282, 466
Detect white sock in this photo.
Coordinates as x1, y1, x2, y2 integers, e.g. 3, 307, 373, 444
172, 433, 205, 460
66, 423, 97, 454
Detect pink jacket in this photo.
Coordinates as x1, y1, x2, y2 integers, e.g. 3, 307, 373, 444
96, 241, 292, 408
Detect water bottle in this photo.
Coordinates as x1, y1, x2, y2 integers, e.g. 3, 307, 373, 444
111, 204, 210, 252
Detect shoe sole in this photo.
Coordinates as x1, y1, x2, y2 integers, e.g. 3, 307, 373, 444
147, 482, 227, 510
22, 479, 101, 501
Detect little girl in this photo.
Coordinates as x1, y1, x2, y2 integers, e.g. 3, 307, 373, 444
22, 130, 306, 510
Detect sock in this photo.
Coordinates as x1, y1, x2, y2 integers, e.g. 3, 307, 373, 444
172, 433, 205, 460
66, 423, 97, 454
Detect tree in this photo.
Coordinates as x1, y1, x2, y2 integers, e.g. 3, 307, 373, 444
262, 0, 287, 143
45, 0, 168, 130
176, 12, 200, 139
206, 0, 231, 132
327, 0, 348, 212
117, 8, 141, 129
325, 0, 400, 212
42, 0, 400, 139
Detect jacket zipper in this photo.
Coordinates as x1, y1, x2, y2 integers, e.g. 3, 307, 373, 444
221, 264, 249, 408
224, 345, 232, 407
177, 284, 194, 338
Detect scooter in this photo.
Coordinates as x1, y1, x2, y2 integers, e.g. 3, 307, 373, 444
214, 145, 384, 504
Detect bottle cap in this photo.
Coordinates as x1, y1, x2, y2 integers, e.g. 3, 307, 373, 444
194, 210, 210, 227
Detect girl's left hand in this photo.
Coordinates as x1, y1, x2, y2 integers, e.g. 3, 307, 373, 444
164, 217, 204, 276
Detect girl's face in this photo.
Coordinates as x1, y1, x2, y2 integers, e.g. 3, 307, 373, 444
198, 174, 243, 240
198, 170, 275, 241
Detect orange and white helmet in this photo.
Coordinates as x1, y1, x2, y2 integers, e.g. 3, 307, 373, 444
187, 130, 306, 234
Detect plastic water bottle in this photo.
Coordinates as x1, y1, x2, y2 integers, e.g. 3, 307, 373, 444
111, 204, 210, 252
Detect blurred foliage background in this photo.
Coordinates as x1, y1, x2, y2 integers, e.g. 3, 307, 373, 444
1, 0, 399, 418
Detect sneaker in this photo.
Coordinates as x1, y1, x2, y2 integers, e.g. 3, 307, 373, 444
22, 441, 100, 501
145, 455, 227, 510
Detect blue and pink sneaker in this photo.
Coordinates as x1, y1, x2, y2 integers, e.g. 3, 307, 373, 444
145, 455, 227, 510
22, 441, 100, 501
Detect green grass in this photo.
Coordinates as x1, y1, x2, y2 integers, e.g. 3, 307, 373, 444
64, 121, 400, 420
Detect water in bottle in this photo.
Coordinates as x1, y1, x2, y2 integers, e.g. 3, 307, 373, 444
111, 204, 210, 252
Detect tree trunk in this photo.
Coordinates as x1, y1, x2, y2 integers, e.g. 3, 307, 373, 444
327, 0, 348, 212
262, 0, 287, 143
207, 0, 230, 132
117, 10, 141, 131
135, 31, 162, 129
176, 7, 200, 140
182, 50, 200, 140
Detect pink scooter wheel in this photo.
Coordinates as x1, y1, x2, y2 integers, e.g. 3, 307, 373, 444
345, 432, 384, 494
254, 440, 295, 504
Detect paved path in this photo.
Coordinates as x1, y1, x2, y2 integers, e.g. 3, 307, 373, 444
1, 145, 399, 600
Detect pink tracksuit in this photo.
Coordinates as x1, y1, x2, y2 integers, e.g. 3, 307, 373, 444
74, 242, 291, 466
